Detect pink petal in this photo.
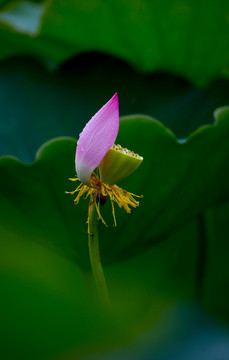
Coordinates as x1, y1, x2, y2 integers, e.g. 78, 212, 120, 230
76, 93, 119, 184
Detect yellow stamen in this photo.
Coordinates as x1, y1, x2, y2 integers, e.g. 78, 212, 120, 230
110, 198, 117, 227
94, 200, 107, 227
66, 173, 142, 233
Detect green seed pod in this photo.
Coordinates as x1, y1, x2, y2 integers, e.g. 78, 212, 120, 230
99, 144, 143, 185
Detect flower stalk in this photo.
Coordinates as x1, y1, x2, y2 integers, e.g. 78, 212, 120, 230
88, 202, 111, 306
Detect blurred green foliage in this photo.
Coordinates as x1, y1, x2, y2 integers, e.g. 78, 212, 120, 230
1, 1, 229, 359
0, 0, 229, 84
1, 55, 229, 163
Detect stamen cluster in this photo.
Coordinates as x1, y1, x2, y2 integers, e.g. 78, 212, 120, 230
66, 173, 141, 233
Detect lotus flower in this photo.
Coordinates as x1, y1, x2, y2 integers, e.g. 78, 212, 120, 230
66, 93, 143, 232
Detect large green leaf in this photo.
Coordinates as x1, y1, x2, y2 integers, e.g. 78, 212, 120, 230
1, 107, 229, 268
0, 1, 229, 85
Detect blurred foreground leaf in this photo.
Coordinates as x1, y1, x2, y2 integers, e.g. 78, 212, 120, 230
1, 201, 229, 359
0, 233, 130, 360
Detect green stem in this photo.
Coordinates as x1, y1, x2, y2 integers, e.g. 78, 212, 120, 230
88, 203, 111, 306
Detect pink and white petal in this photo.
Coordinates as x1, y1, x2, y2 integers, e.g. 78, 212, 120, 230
76, 93, 119, 184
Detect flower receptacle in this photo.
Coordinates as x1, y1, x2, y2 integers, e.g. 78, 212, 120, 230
99, 144, 143, 185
